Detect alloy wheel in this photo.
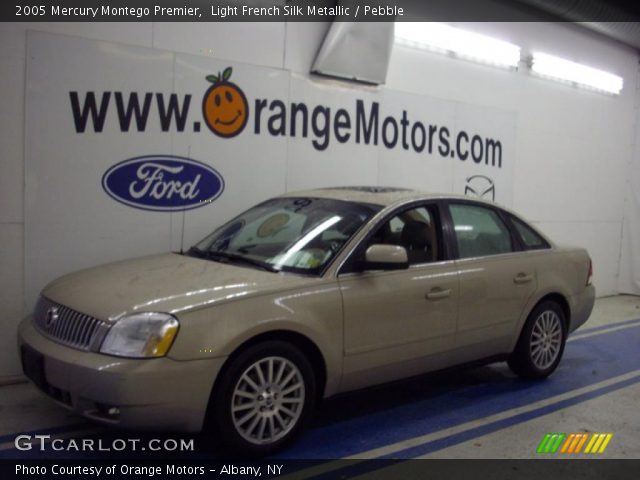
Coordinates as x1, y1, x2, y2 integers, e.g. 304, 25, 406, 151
530, 310, 563, 370
230, 356, 305, 445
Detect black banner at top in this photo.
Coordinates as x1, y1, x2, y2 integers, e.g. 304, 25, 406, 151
3, 0, 640, 22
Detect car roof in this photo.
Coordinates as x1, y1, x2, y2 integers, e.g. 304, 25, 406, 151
278, 186, 492, 208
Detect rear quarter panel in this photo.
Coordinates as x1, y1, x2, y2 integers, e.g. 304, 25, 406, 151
508, 246, 594, 350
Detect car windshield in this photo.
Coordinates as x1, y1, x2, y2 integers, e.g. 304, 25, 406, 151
188, 197, 381, 274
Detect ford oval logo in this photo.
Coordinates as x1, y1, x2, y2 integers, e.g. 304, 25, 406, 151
102, 155, 224, 212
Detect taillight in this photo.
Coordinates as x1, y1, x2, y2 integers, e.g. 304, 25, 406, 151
586, 259, 593, 286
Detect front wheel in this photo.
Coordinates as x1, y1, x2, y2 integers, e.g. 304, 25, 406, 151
508, 301, 567, 379
213, 341, 315, 456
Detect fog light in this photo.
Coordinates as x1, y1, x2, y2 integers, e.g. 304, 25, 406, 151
95, 403, 121, 418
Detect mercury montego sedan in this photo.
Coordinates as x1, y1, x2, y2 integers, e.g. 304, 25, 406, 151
19, 187, 595, 455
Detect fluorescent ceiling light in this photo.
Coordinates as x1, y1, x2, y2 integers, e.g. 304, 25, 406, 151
531, 52, 623, 95
394, 22, 521, 69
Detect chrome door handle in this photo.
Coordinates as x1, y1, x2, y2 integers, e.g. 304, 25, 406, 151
514, 273, 533, 284
426, 288, 452, 300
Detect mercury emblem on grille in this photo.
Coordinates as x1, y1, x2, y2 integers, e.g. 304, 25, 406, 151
45, 306, 59, 328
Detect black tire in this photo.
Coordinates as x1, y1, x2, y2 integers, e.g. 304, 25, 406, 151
212, 341, 316, 457
508, 300, 567, 379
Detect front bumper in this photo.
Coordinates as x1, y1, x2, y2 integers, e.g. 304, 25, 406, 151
18, 315, 227, 432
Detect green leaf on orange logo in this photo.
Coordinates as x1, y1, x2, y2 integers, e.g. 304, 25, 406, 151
222, 67, 233, 81
206, 74, 219, 83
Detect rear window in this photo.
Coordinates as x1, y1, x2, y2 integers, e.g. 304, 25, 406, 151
510, 216, 550, 250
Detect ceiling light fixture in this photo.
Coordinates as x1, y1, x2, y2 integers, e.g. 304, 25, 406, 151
531, 52, 623, 95
394, 22, 521, 69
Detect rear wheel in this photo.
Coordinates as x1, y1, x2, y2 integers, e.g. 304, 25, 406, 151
213, 341, 315, 456
508, 301, 567, 379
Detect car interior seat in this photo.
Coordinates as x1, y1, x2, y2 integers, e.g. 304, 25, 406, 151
400, 220, 432, 264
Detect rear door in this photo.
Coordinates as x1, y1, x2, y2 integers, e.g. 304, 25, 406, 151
445, 201, 537, 358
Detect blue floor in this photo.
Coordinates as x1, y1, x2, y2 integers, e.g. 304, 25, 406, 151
2, 318, 639, 461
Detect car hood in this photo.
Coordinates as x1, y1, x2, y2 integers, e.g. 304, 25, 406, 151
42, 253, 309, 320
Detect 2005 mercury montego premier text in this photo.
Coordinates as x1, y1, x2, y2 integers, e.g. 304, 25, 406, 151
18, 187, 594, 455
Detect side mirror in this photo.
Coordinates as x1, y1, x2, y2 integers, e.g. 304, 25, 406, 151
364, 244, 409, 271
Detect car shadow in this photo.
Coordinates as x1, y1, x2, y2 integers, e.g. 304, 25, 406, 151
312, 363, 517, 429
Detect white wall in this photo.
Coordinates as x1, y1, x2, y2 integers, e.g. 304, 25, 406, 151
618, 67, 640, 296
1, 21, 638, 378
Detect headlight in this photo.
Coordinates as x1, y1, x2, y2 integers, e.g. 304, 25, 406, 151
100, 312, 179, 358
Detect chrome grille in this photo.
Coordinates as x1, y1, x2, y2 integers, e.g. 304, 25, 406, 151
33, 297, 109, 351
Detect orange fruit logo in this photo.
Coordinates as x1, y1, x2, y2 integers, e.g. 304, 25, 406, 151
202, 67, 248, 138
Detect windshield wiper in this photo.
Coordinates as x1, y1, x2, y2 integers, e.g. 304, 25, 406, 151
185, 246, 205, 257
201, 250, 280, 273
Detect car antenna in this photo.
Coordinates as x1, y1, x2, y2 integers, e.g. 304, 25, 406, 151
179, 146, 190, 254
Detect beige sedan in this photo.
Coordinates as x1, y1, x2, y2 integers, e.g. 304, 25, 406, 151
18, 187, 595, 455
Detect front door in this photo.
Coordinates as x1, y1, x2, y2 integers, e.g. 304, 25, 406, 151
338, 203, 459, 391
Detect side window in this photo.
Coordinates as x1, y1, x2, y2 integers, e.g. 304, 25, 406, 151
368, 205, 441, 265
449, 203, 514, 259
510, 215, 550, 250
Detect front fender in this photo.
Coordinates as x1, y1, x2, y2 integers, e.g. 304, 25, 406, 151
167, 281, 343, 397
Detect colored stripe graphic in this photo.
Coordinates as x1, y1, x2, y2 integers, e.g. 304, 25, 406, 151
598, 434, 613, 453
567, 433, 587, 453
559, 433, 575, 453
536, 433, 552, 453
584, 433, 598, 453
573, 433, 589, 453
584, 433, 613, 454
537, 433, 565, 453
549, 433, 565, 453
542, 433, 613, 454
